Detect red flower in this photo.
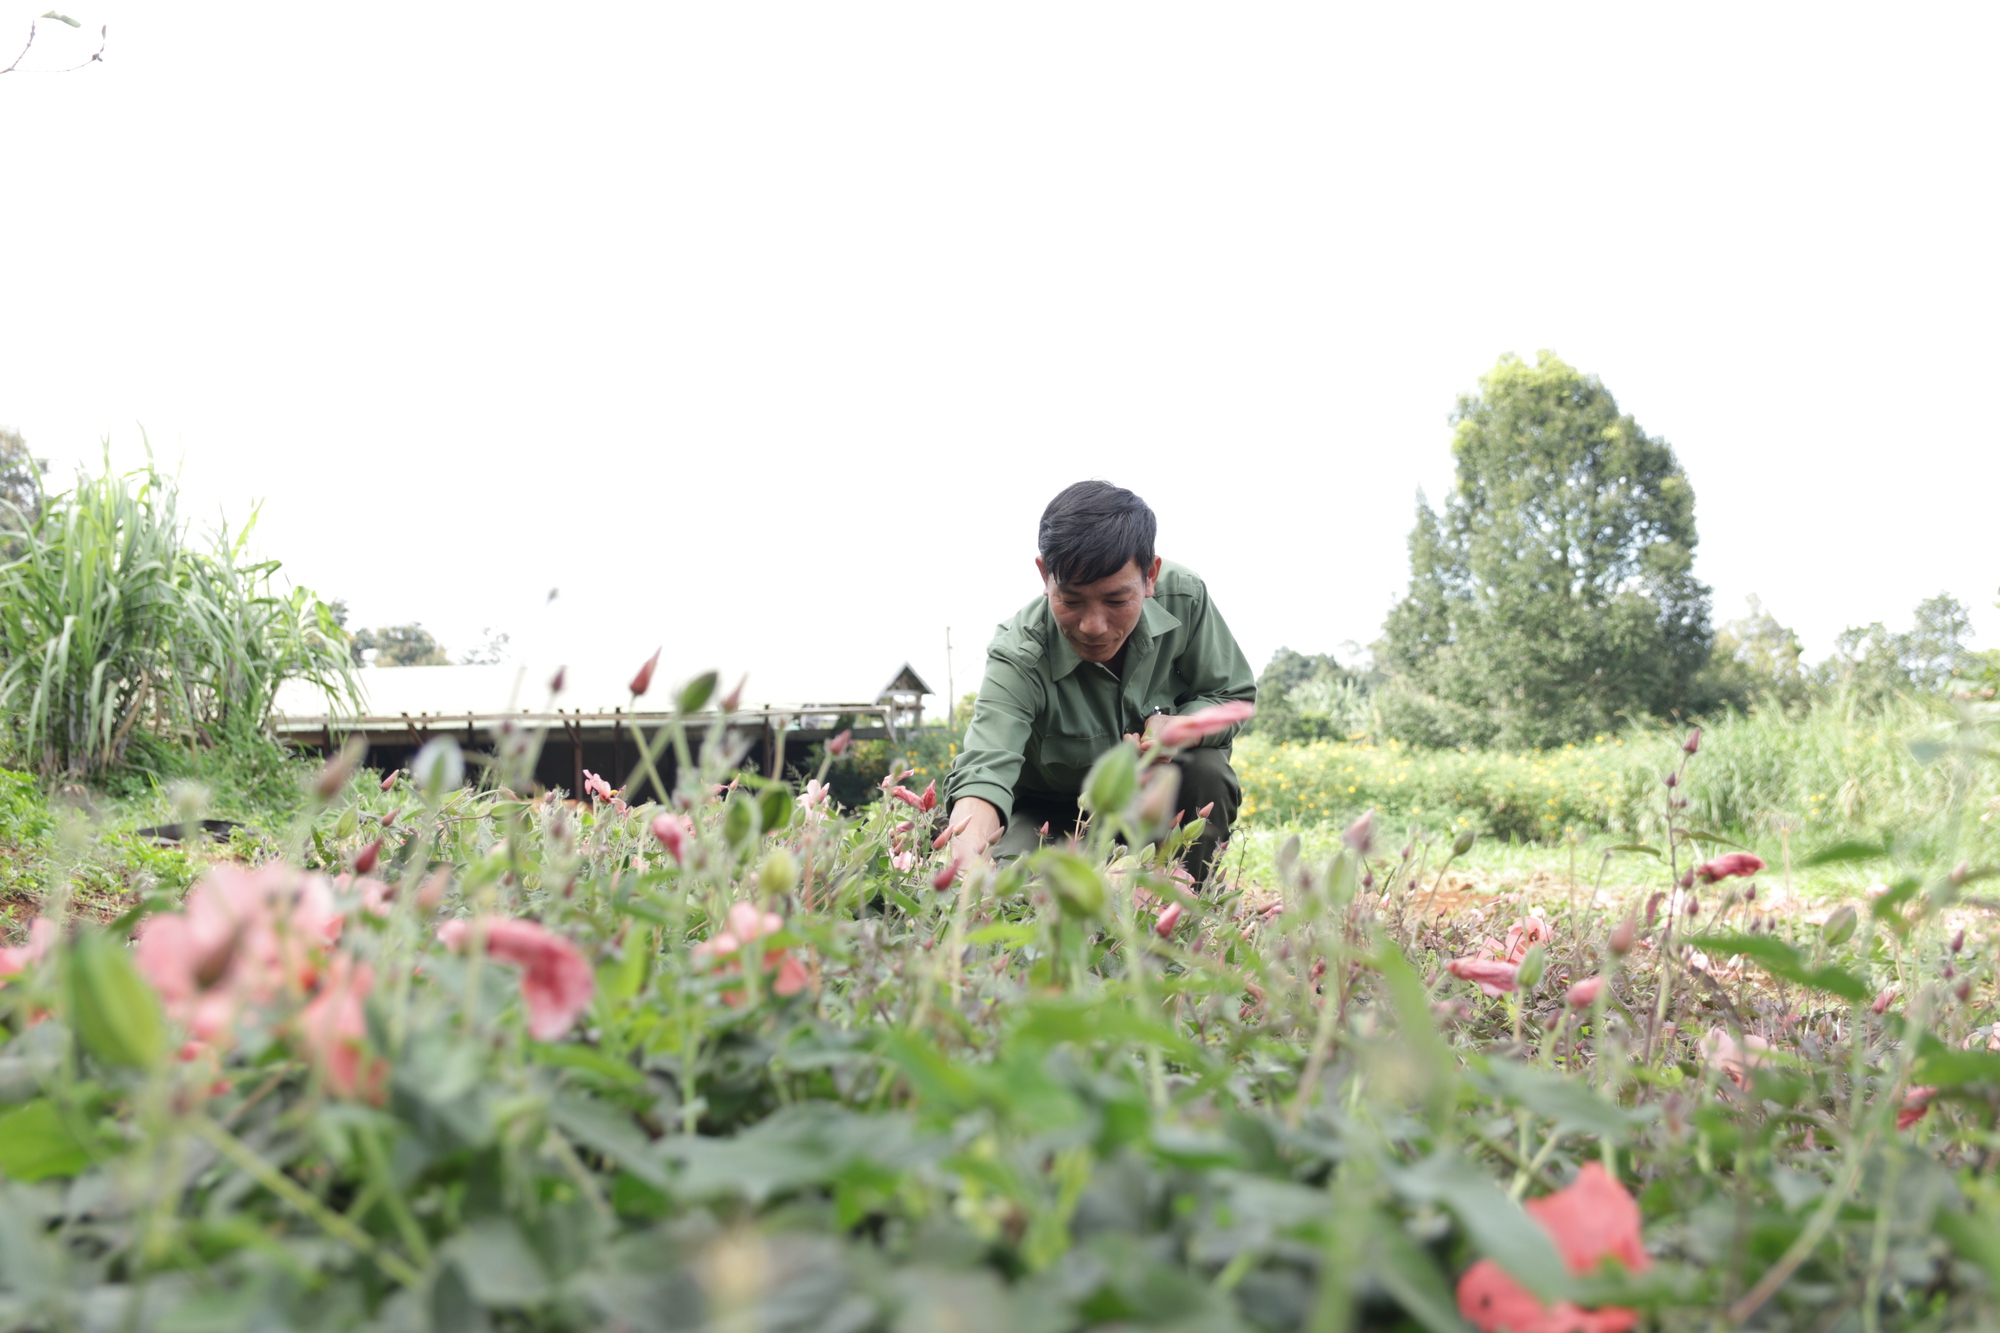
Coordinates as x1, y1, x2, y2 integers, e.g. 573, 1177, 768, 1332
437, 917, 594, 1041
1153, 701, 1256, 749
629, 648, 661, 698
1457, 1163, 1648, 1333
1565, 976, 1604, 1008
919, 780, 937, 812
1448, 957, 1520, 996
1695, 852, 1765, 883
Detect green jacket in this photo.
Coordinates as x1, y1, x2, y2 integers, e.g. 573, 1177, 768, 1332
943, 562, 1256, 824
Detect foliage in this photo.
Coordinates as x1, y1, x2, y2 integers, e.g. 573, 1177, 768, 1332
0, 677, 1996, 1330
1379, 352, 1713, 750
1817, 592, 1988, 703
1238, 695, 2000, 862
352, 622, 451, 667
1697, 596, 1807, 713
0, 458, 358, 778
0, 425, 45, 549
1249, 649, 1375, 744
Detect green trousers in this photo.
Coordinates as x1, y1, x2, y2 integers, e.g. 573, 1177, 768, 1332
988, 745, 1241, 885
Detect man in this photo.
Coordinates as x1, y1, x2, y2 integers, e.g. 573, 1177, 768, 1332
942, 480, 1256, 883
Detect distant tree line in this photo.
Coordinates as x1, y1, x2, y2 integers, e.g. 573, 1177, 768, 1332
1249, 353, 1996, 749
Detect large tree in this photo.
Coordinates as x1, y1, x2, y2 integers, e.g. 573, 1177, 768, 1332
1379, 352, 1713, 748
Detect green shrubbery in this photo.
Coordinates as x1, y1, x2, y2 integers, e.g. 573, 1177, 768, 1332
1239, 697, 2000, 861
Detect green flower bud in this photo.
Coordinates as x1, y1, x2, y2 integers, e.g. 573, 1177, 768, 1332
67, 929, 166, 1070
1451, 828, 1477, 857
1820, 905, 1857, 948
1083, 743, 1138, 818
759, 848, 799, 896
1515, 943, 1546, 991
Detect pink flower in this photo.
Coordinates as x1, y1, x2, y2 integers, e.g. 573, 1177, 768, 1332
582, 769, 616, 803
0, 918, 56, 980
1153, 701, 1256, 749
297, 955, 385, 1103
1566, 976, 1604, 1008
1495, 914, 1551, 964
1448, 956, 1520, 996
1155, 902, 1183, 936
629, 648, 661, 698
1457, 1163, 1648, 1333
650, 813, 690, 863
1898, 1085, 1938, 1131
889, 785, 926, 810
691, 903, 808, 1006
891, 850, 916, 872
135, 864, 344, 1040
437, 917, 594, 1041
1700, 1026, 1772, 1088
1695, 852, 1766, 883
932, 856, 962, 891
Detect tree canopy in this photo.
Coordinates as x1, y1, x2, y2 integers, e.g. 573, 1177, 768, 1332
1378, 352, 1713, 748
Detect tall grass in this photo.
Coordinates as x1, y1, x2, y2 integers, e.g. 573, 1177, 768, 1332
0, 457, 357, 778
1238, 695, 2000, 860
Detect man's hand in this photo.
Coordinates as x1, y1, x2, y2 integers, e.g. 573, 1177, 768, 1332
938, 796, 1003, 864
1123, 712, 1168, 756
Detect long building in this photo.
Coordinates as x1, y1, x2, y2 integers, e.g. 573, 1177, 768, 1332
271, 658, 933, 801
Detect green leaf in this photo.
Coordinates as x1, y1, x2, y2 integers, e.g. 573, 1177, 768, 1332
444, 1218, 550, 1306
66, 929, 166, 1069
1370, 1219, 1475, 1333
1798, 839, 1889, 868
41, 13, 80, 28
1391, 1153, 1570, 1301
757, 782, 794, 836
1081, 742, 1137, 817
1607, 844, 1660, 858
721, 790, 758, 850
1685, 933, 1870, 1002
1685, 830, 1750, 851
1481, 1060, 1647, 1144
963, 922, 1037, 947
1040, 850, 1107, 919
1913, 1033, 2000, 1088
677, 671, 719, 714
0, 1099, 92, 1181
529, 1041, 646, 1090
548, 1093, 669, 1188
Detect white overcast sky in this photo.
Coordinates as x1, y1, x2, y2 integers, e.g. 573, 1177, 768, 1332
2, 5, 1995, 707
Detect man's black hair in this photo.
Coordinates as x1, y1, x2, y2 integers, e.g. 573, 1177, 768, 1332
1038, 480, 1157, 588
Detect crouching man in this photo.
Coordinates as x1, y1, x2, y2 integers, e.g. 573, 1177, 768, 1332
940, 480, 1256, 884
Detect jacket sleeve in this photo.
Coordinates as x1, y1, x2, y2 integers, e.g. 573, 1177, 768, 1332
942, 648, 1042, 825
1169, 580, 1258, 747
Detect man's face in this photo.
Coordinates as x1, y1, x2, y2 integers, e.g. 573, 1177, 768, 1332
1037, 556, 1162, 664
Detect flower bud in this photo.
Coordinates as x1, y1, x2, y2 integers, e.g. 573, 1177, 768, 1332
1400, 843, 1414, 862
827, 729, 852, 757
720, 674, 747, 713
1685, 896, 1700, 917
354, 839, 382, 875
313, 738, 366, 801
1645, 892, 1665, 927
549, 665, 567, 695
1664, 771, 1679, 788
380, 770, 398, 792
1678, 869, 1695, 890
1871, 988, 1896, 1015
1957, 979, 1973, 1002
1566, 976, 1604, 1008
758, 848, 799, 896
1683, 728, 1702, 755
1515, 943, 1546, 990
1821, 905, 1858, 948
1451, 828, 1477, 857
1342, 809, 1376, 859
381, 808, 399, 829
1609, 916, 1637, 956
932, 856, 961, 891
629, 648, 661, 698
1950, 863, 1971, 889
1154, 901, 1183, 936
1951, 929, 1965, 953
650, 813, 689, 864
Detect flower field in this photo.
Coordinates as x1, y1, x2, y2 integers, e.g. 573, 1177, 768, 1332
0, 680, 1997, 1331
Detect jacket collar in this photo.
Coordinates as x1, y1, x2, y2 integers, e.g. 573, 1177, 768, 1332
1047, 595, 1182, 681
